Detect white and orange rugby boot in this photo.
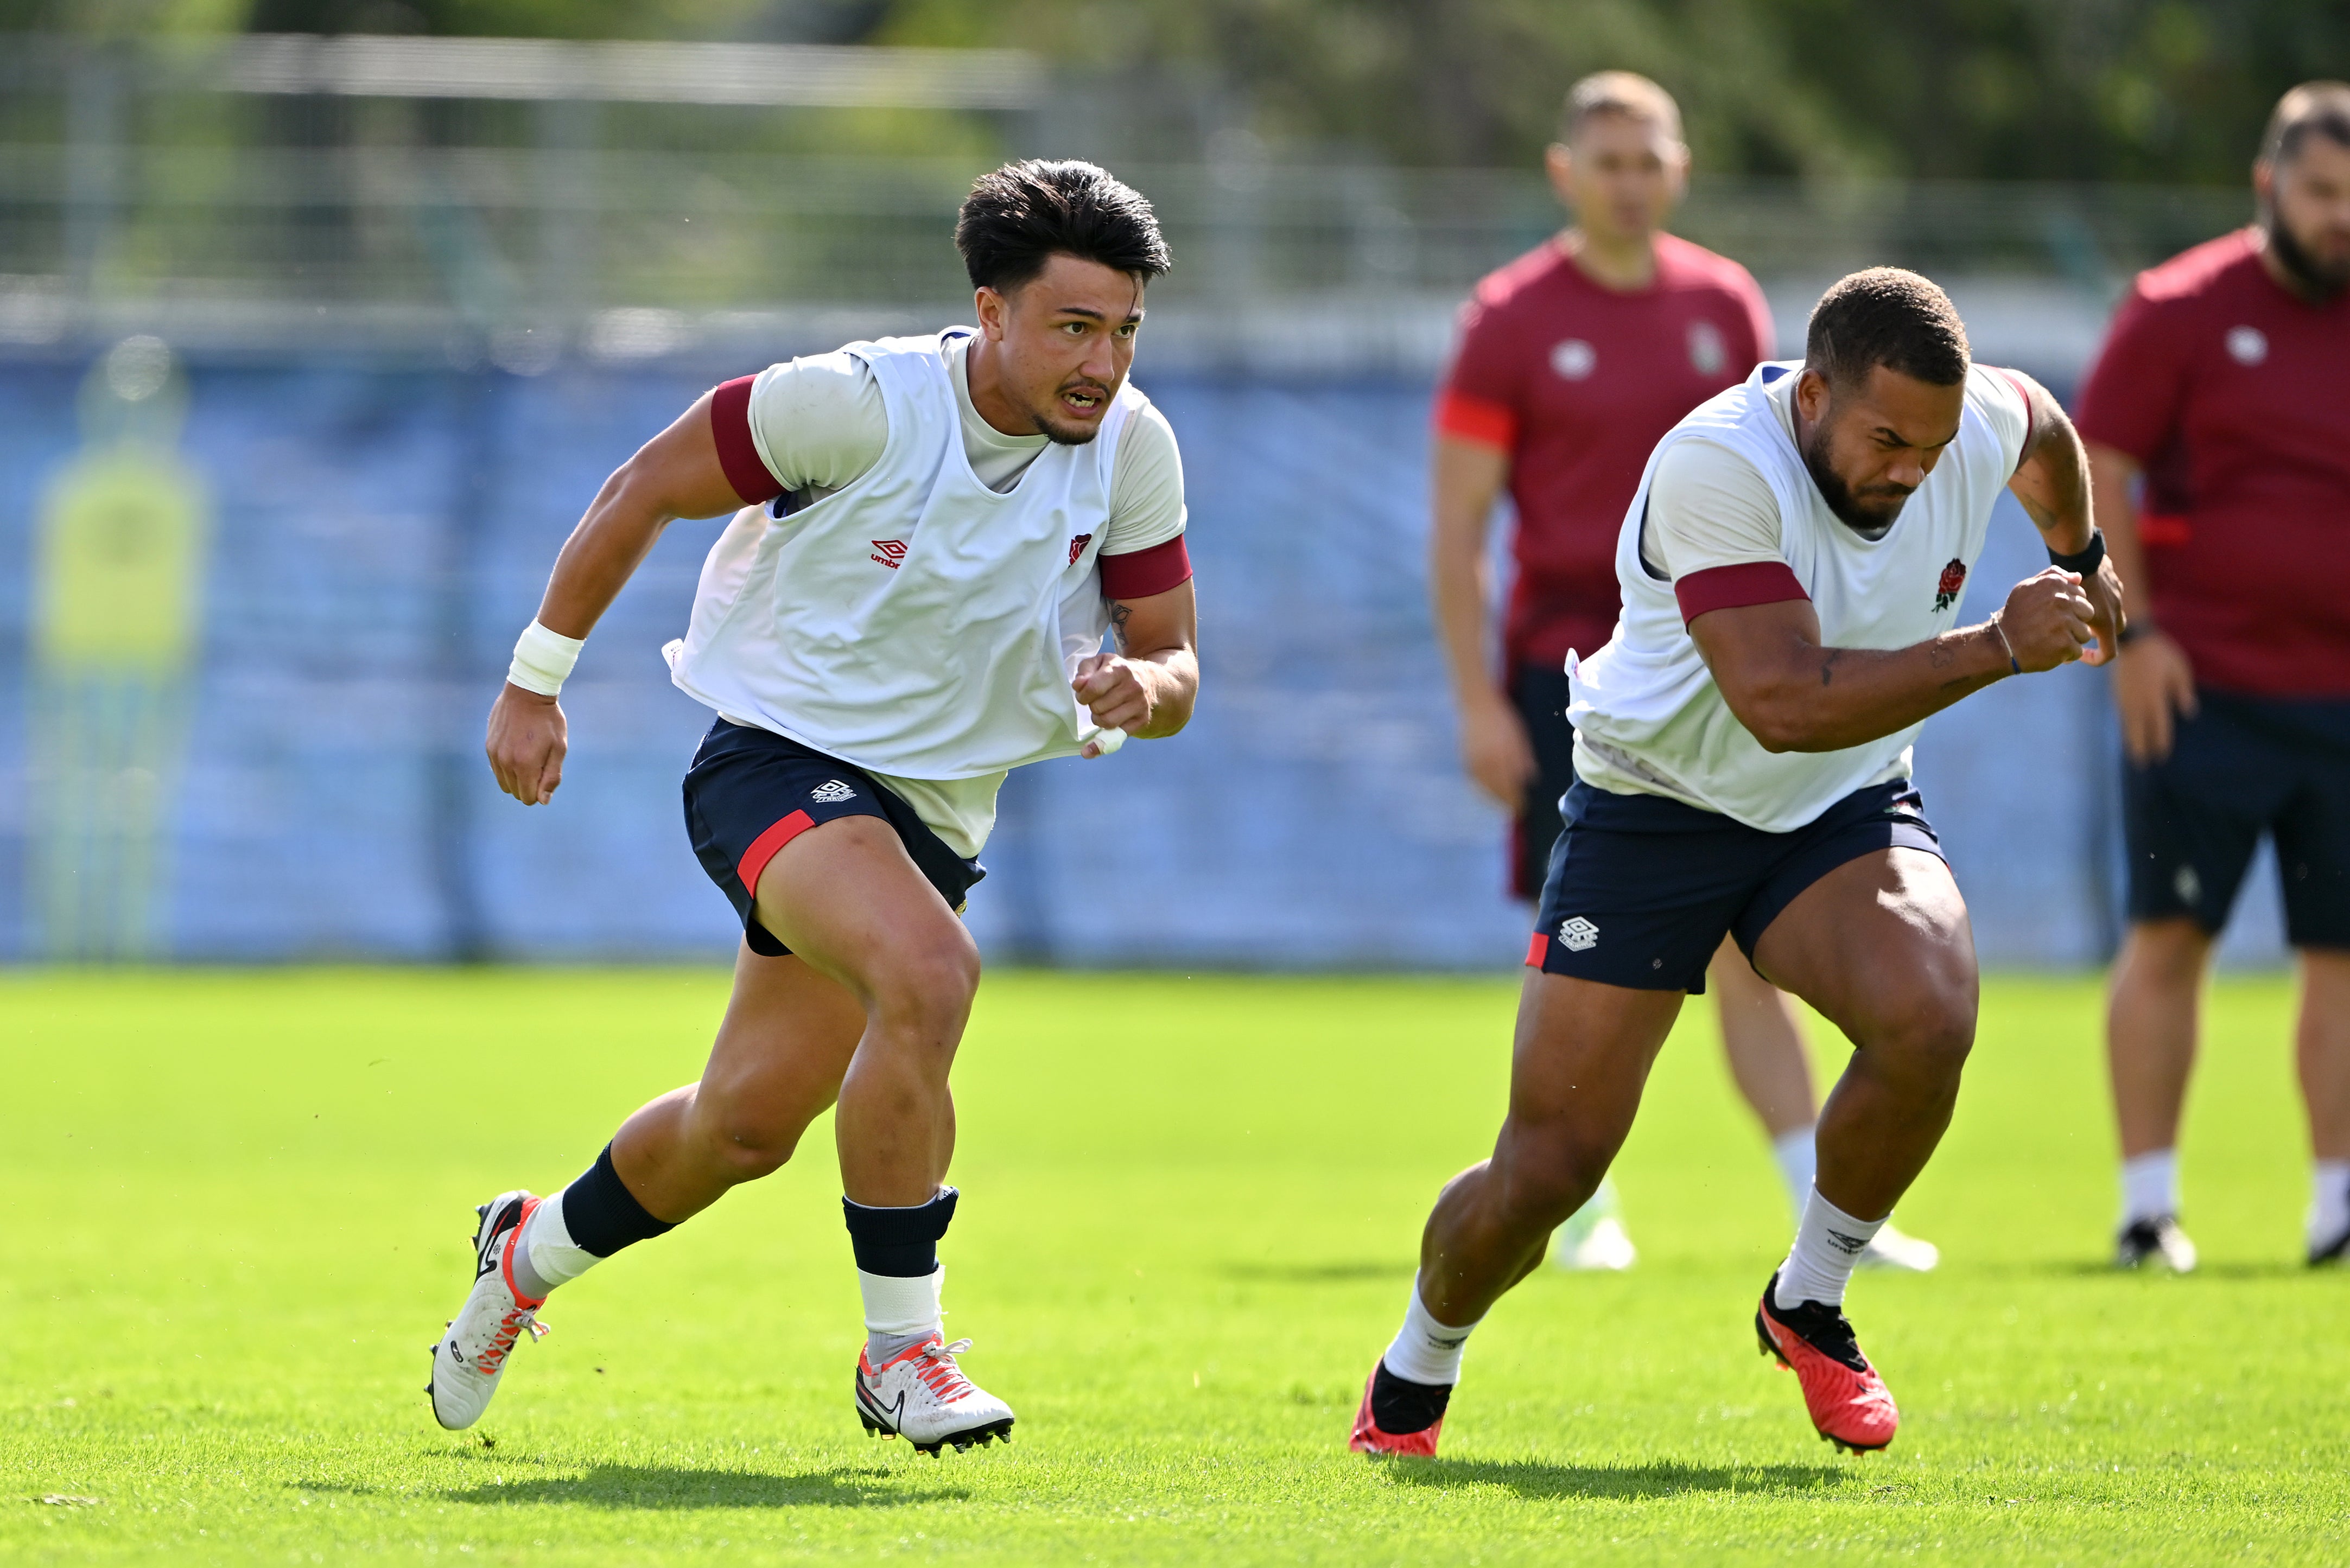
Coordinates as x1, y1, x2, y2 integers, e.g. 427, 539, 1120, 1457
1349, 1359, 1450, 1457
854, 1333, 1014, 1456
1754, 1270, 1898, 1453
428, 1190, 549, 1430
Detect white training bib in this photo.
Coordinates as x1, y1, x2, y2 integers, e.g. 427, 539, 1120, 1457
667, 329, 1132, 780
1568, 361, 2026, 833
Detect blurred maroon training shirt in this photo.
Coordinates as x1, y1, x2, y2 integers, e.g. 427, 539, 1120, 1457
1436, 232, 1775, 674
2076, 228, 2350, 698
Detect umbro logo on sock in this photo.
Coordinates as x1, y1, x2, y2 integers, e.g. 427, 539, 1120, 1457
1827, 1229, 1869, 1255
1558, 916, 1599, 952
811, 780, 856, 804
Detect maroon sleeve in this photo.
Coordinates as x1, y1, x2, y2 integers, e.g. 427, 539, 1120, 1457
1673, 562, 1808, 626
2074, 288, 2189, 468
1433, 298, 1521, 450
710, 375, 785, 505
1099, 535, 1192, 600
1732, 267, 1777, 365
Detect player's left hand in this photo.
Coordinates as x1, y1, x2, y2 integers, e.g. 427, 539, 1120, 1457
1073, 653, 1152, 755
2077, 556, 2127, 667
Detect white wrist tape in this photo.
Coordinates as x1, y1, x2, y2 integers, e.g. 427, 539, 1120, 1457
507, 620, 585, 697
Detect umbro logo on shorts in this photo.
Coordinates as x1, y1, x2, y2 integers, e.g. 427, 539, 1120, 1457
1558, 916, 1599, 952
870, 539, 907, 569
811, 780, 856, 804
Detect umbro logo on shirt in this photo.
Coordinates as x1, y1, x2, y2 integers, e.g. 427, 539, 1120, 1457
811, 780, 856, 804
1558, 916, 1599, 952
870, 540, 907, 569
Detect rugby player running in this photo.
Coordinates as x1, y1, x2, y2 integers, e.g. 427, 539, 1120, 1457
1356, 270, 2123, 1457
427, 162, 1198, 1455
1430, 69, 1936, 1271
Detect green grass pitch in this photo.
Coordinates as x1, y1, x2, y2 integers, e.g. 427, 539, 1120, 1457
4, 967, 2344, 1564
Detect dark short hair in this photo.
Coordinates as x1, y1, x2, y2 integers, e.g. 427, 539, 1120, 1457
2259, 81, 2350, 168
1805, 267, 1970, 390
955, 160, 1172, 294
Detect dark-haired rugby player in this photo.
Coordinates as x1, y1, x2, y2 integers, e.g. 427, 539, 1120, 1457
1357, 269, 2123, 1457
1431, 68, 1936, 1271
2080, 81, 2350, 1272
427, 160, 1199, 1454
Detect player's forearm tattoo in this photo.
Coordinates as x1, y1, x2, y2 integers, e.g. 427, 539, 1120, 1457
1927, 638, 1958, 670
1108, 600, 1131, 652
1820, 649, 1842, 687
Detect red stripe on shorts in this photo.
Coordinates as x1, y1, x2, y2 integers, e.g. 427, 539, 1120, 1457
736, 808, 816, 901
1673, 562, 1809, 626
710, 375, 784, 505
1526, 933, 1549, 968
1099, 535, 1193, 600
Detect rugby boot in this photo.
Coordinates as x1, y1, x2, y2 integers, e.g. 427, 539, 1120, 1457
854, 1334, 1014, 1455
1349, 1359, 1450, 1457
428, 1191, 549, 1430
1755, 1271, 1898, 1454
2114, 1214, 2198, 1273
1857, 1221, 1940, 1272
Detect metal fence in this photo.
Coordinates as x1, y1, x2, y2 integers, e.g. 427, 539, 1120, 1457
0, 32, 2253, 354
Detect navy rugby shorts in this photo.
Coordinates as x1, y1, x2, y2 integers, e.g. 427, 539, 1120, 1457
1529, 777, 1945, 993
2123, 691, 2350, 948
681, 719, 984, 959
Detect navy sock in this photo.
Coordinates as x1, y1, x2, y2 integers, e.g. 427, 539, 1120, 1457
562, 1144, 676, 1259
842, 1187, 958, 1276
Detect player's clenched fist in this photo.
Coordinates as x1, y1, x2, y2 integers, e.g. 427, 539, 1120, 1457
1995, 567, 2098, 673
1072, 652, 1153, 753
485, 683, 568, 805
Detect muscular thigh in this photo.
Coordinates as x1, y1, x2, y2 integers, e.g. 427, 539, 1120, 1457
1750, 848, 1977, 1051
695, 940, 869, 1145
1506, 970, 1686, 1132
752, 814, 978, 1006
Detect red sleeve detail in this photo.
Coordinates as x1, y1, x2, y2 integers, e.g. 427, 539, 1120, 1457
710, 375, 784, 505
1433, 388, 1517, 450
1100, 534, 1192, 600
1673, 562, 1809, 625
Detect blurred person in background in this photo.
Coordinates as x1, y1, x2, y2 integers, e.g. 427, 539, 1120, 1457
2078, 82, 2350, 1272
1427, 71, 1937, 1271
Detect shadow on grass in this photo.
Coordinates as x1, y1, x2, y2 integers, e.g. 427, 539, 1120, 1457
1377, 1457, 1844, 1500
296, 1464, 964, 1512
1221, 1260, 1415, 1284
1989, 1259, 2313, 1282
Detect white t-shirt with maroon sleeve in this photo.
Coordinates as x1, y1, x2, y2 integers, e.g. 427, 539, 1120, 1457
1567, 361, 2030, 833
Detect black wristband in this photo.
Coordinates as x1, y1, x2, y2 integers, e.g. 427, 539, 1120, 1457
2048, 529, 2105, 575
2115, 620, 2145, 648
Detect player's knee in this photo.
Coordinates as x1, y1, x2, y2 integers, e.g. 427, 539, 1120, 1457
1497, 1130, 1611, 1232
1875, 977, 1976, 1082
868, 927, 981, 1039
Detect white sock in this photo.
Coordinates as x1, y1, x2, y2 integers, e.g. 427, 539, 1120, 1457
512, 1189, 601, 1301
1771, 1125, 1818, 1221
859, 1265, 944, 1362
2308, 1161, 2350, 1251
1381, 1276, 1479, 1387
2121, 1149, 2180, 1226
1774, 1186, 1886, 1308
